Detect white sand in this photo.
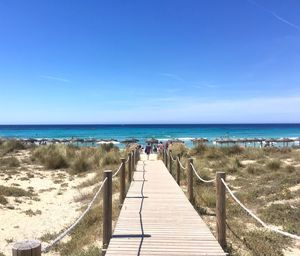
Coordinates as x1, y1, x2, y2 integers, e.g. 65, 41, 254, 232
240, 160, 256, 165
0, 164, 97, 256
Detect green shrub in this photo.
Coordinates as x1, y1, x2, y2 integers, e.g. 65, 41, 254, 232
243, 230, 290, 256
0, 156, 20, 167
205, 147, 223, 159
71, 246, 101, 256
190, 143, 207, 155
246, 164, 264, 175
72, 156, 90, 173
170, 143, 188, 157
0, 185, 33, 197
45, 152, 68, 169
266, 159, 281, 171
0, 140, 25, 155
259, 203, 300, 236
285, 165, 296, 173
32, 145, 68, 169
100, 143, 115, 152
220, 145, 243, 155
0, 195, 8, 205
224, 157, 243, 174
226, 164, 239, 174
195, 186, 216, 208
101, 151, 120, 166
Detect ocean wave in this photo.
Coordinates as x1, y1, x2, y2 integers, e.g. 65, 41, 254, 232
96, 141, 120, 145
178, 137, 194, 141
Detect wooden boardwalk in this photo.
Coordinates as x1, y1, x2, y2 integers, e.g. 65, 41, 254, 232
106, 154, 226, 256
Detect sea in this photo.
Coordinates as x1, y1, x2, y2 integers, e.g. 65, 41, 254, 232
0, 124, 300, 148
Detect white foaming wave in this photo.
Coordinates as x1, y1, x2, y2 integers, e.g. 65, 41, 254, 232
96, 141, 120, 145
156, 138, 169, 142
178, 137, 194, 141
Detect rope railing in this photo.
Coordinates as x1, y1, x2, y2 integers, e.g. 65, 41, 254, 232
221, 178, 300, 240
112, 162, 123, 178
124, 155, 130, 164
178, 158, 187, 170
190, 163, 215, 183
170, 153, 177, 162
13, 148, 141, 255
42, 177, 108, 253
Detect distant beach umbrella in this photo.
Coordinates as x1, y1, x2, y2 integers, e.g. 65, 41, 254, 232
192, 138, 209, 144
168, 139, 184, 144
121, 138, 139, 145
146, 138, 159, 144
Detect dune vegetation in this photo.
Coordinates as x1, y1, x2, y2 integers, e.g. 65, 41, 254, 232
169, 144, 300, 256
0, 141, 126, 256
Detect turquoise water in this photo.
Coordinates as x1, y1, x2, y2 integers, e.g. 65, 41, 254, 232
0, 124, 300, 147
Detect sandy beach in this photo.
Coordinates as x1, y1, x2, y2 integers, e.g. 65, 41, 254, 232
0, 149, 98, 256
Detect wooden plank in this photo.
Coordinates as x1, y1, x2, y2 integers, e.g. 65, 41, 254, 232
106, 154, 226, 256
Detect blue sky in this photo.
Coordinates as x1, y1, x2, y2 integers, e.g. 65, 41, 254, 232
0, 0, 300, 124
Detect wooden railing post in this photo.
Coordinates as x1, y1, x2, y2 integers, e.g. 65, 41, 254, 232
187, 158, 194, 203
176, 154, 181, 185
216, 172, 226, 249
163, 148, 165, 163
131, 150, 135, 172
12, 240, 41, 256
120, 158, 126, 204
165, 149, 168, 167
102, 170, 112, 254
128, 153, 132, 182
135, 148, 139, 163
169, 149, 172, 173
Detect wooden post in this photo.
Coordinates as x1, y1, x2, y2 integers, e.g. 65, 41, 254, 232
216, 172, 226, 249
163, 148, 165, 163
134, 148, 137, 164
187, 158, 194, 203
128, 153, 132, 182
176, 154, 181, 185
169, 149, 172, 173
102, 170, 112, 254
120, 158, 126, 204
12, 240, 41, 256
131, 150, 135, 172
133, 150, 136, 166
166, 150, 169, 168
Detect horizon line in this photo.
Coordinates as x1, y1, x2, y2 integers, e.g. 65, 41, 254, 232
0, 123, 300, 126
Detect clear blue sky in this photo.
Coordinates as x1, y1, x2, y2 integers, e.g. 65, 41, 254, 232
0, 0, 300, 124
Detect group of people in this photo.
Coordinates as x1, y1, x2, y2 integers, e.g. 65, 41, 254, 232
144, 141, 171, 159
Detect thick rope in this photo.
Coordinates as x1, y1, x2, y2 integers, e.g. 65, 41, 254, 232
42, 178, 108, 252
178, 159, 187, 170
170, 154, 177, 162
112, 163, 123, 178
221, 178, 300, 240
190, 163, 215, 183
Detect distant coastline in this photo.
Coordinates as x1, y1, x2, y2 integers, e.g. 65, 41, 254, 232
1, 124, 300, 148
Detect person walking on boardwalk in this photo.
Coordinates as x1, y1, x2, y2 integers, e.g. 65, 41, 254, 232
145, 143, 152, 160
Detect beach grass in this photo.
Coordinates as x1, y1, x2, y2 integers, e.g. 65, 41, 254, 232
31, 143, 121, 173
0, 140, 26, 156
183, 144, 300, 255
0, 142, 125, 255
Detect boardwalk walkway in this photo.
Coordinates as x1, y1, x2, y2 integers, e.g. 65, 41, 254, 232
106, 154, 226, 256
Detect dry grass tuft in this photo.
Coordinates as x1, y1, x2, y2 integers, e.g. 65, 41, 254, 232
0, 156, 20, 167
0, 195, 8, 205
0, 140, 25, 156
266, 159, 281, 170
0, 185, 33, 197
185, 145, 300, 255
